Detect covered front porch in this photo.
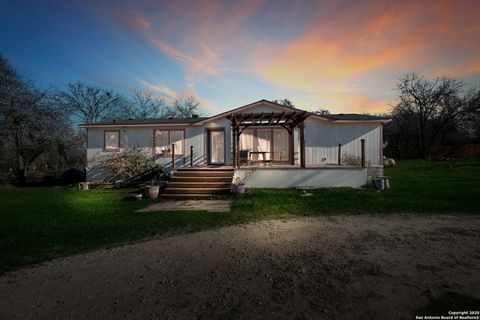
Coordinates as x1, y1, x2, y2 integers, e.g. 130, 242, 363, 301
227, 111, 308, 169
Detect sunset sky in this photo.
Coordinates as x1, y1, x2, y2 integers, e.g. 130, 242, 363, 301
1, 0, 479, 115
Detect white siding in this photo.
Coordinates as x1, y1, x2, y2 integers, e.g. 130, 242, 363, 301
304, 118, 383, 166
86, 126, 207, 181
85, 101, 385, 182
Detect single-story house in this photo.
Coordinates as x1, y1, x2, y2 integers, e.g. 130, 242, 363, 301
79, 100, 390, 191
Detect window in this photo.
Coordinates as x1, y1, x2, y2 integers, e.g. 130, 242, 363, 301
256, 129, 272, 160
104, 130, 120, 151
273, 129, 289, 161
154, 129, 184, 155
240, 129, 255, 151
170, 130, 184, 155
239, 128, 290, 162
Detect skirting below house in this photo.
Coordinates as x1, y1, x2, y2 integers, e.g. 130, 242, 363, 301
234, 167, 368, 188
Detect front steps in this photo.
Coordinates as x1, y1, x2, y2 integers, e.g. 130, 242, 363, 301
162, 167, 234, 199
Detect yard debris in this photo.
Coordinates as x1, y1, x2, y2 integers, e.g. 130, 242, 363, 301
300, 190, 313, 197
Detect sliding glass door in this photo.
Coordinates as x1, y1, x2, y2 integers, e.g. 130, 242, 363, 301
256, 129, 272, 160
273, 129, 289, 161
239, 128, 290, 163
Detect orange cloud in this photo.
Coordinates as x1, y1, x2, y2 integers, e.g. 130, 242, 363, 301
140, 80, 177, 98
178, 86, 222, 114
102, 1, 264, 79
90, 0, 480, 114
139, 79, 221, 114
254, 0, 480, 112
294, 91, 391, 114
149, 36, 223, 79
148, 37, 189, 63
111, 10, 151, 30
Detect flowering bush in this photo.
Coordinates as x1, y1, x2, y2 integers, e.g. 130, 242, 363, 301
341, 153, 362, 167
99, 148, 158, 182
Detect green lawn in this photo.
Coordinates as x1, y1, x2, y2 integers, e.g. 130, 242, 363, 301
1, 159, 479, 273
234, 159, 480, 215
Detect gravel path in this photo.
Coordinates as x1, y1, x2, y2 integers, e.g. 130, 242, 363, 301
1, 214, 480, 320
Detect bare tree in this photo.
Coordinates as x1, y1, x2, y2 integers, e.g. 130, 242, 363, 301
57, 82, 122, 124
272, 98, 295, 108
390, 73, 480, 158
0, 54, 58, 183
462, 89, 480, 142
166, 95, 199, 118
0, 54, 87, 183
315, 109, 330, 115
121, 89, 167, 119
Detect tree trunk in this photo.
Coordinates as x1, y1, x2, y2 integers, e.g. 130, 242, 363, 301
14, 135, 26, 185
17, 168, 26, 186
16, 154, 26, 185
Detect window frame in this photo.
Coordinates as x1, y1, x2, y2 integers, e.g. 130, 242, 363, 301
239, 127, 291, 163
103, 130, 120, 152
153, 129, 185, 157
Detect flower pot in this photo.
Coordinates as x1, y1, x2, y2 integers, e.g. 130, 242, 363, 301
232, 183, 245, 195
145, 185, 160, 199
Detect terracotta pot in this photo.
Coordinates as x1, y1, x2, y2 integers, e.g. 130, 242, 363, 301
145, 185, 160, 199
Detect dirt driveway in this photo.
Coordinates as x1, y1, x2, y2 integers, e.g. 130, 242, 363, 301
1, 214, 479, 320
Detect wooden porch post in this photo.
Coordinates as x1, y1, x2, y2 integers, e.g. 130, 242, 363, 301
171, 143, 175, 169
361, 139, 366, 168
232, 127, 237, 168
289, 129, 294, 165
299, 122, 306, 168
190, 145, 193, 167
236, 127, 241, 169
338, 143, 342, 166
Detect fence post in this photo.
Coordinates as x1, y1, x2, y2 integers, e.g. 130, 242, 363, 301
338, 143, 342, 166
190, 145, 193, 167
171, 143, 175, 169
361, 139, 365, 168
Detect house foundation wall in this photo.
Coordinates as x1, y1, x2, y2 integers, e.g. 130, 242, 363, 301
234, 167, 368, 188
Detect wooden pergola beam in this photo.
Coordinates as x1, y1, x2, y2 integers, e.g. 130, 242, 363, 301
275, 112, 285, 124
267, 112, 275, 124
228, 110, 310, 168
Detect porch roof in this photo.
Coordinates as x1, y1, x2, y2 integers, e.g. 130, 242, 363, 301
226, 111, 309, 131
229, 111, 309, 169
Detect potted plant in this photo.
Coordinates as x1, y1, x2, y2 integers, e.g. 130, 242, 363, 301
145, 180, 160, 199
231, 176, 246, 195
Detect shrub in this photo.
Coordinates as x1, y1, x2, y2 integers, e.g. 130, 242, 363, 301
99, 148, 158, 182
341, 153, 361, 167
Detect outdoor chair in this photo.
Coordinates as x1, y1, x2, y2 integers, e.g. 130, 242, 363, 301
239, 150, 250, 165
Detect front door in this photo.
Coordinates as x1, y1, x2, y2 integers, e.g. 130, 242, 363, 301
208, 129, 225, 165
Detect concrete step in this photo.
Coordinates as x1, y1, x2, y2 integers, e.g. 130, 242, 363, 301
164, 187, 231, 195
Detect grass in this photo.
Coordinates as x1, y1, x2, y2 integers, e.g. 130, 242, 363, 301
0, 159, 479, 273
234, 159, 480, 215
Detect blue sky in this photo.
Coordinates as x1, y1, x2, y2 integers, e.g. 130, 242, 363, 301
1, 0, 479, 115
